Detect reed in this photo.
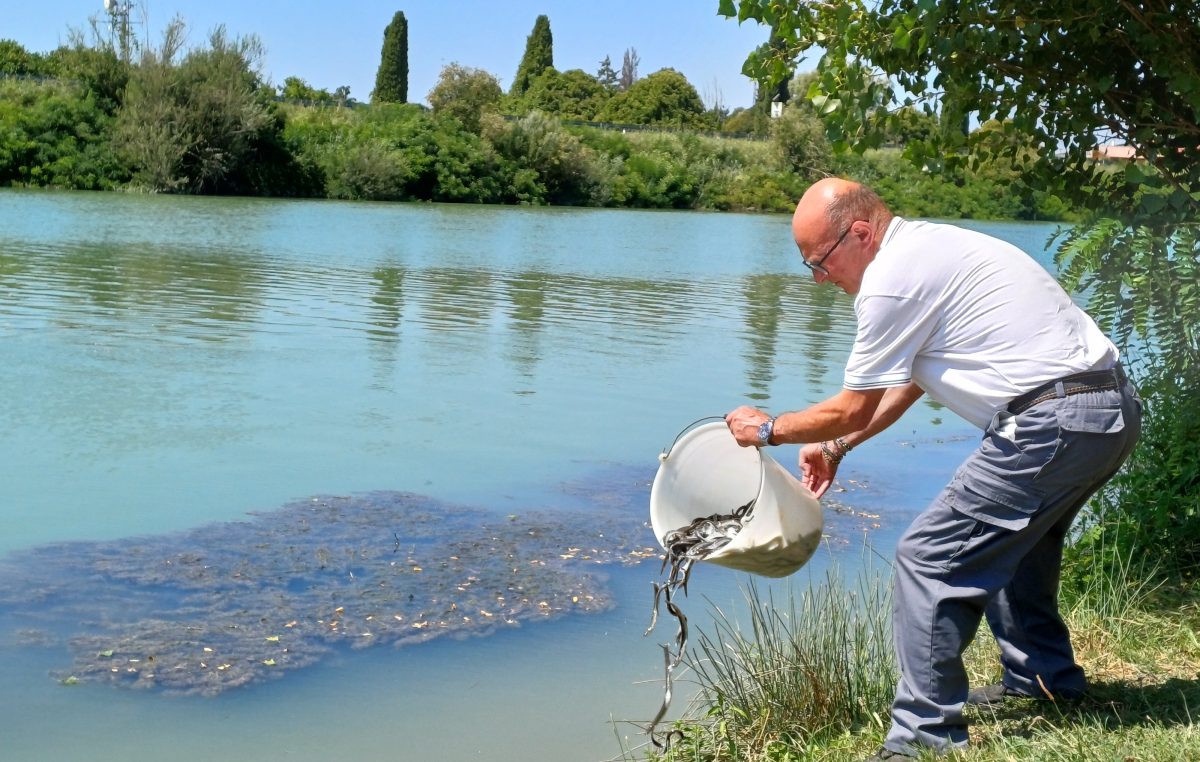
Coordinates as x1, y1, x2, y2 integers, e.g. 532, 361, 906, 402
658, 567, 896, 760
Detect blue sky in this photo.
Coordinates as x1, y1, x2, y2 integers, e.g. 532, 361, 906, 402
6, 1, 782, 109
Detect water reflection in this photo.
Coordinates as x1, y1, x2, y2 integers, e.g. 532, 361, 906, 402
795, 281, 853, 388
1, 205, 849, 404
367, 266, 406, 339
503, 270, 548, 381
742, 273, 789, 400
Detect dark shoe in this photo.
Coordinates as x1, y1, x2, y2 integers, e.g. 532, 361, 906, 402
967, 682, 1084, 706
863, 748, 914, 761
966, 682, 1032, 706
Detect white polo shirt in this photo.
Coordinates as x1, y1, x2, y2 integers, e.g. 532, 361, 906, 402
843, 217, 1118, 429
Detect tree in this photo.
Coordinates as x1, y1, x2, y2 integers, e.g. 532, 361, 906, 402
619, 47, 640, 91
511, 15, 553, 96
0, 39, 43, 76
372, 11, 408, 103
721, 1, 1198, 213
599, 68, 706, 127
280, 76, 333, 104
720, 0, 1200, 575
428, 62, 502, 134
596, 55, 618, 91
43, 44, 129, 113
521, 68, 609, 121
770, 104, 831, 179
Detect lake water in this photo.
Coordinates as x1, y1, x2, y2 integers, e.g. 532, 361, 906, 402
0, 189, 1060, 761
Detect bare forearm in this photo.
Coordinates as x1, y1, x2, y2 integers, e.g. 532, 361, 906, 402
767, 390, 880, 444
838, 383, 925, 448
726, 384, 924, 449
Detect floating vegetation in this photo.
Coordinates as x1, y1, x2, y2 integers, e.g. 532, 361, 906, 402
0, 464, 882, 699
0, 486, 659, 697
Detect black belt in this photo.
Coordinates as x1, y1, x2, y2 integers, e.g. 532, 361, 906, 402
1007, 365, 1127, 415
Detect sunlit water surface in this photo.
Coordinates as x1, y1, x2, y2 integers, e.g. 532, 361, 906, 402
0, 190, 1060, 761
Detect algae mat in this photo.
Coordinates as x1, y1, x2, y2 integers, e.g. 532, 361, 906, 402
0, 479, 658, 696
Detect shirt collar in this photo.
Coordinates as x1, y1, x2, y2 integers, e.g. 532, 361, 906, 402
880, 216, 905, 251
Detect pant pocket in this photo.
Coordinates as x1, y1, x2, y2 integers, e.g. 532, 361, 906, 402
951, 468, 1042, 531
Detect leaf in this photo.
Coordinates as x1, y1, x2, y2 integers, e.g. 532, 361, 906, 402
98, 650, 114, 658
262, 658, 276, 666
1140, 194, 1167, 215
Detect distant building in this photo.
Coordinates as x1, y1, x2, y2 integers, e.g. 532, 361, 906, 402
1091, 144, 1139, 162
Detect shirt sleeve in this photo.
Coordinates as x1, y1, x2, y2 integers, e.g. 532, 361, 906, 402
844, 295, 937, 390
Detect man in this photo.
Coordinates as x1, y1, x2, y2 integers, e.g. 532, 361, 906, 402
725, 178, 1141, 759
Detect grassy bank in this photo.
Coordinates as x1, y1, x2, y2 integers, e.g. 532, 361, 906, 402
630, 549, 1199, 761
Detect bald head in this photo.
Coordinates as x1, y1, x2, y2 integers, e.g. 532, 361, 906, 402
792, 178, 892, 253
791, 178, 863, 247
790, 178, 893, 292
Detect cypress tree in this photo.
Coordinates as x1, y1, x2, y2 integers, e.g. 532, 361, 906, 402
511, 15, 553, 96
372, 11, 408, 103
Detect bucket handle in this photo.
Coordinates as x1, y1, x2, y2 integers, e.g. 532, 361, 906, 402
659, 415, 727, 460
658, 415, 764, 523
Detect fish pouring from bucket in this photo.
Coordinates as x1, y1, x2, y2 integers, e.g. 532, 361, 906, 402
642, 498, 753, 749
640, 418, 822, 746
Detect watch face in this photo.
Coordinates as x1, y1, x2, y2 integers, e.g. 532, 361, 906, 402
758, 419, 772, 445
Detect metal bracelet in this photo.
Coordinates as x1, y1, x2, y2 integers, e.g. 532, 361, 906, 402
819, 441, 843, 465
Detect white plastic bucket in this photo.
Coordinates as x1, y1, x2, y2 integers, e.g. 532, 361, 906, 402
650, 421, 823, 578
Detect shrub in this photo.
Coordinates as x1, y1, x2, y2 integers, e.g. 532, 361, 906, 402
0, 78, 123, 190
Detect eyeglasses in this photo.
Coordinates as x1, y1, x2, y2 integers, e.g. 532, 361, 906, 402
801, 225, 853, 276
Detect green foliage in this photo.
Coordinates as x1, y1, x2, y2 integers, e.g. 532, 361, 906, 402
114, 22, 276, 194
0, 39, 44, 76
0, 78, 123, 189
483, 111, 608, 205
511, 15, 554, 97
428, 63, 502, 134
720, 106, 759, 135
599, 68, 709, 128
721, 1, 1198, 194
1066, 365, 1200, 586
43, 44, 129, 113
1058, 220, 1200, 581
372, 11, 408, 104
608, 133, 702, 209
282, 102, 434, 201
769, 105, 832, 179
280, 76, 333, 105
429, 126, 504, 203
516, 68, 609, 121
1057, 221, 1200, 376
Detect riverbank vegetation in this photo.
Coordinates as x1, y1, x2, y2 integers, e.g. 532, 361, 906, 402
628, 551, 1199, 761
1, 23, 1069, 220
632, 1, 1199, 759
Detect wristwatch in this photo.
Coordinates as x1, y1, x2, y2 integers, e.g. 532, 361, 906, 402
757, 417, 776, 447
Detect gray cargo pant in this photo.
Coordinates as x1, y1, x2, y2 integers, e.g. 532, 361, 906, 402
883, 374, 1141, 755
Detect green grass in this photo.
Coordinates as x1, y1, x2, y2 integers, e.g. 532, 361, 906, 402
628, 547, 1200, 762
